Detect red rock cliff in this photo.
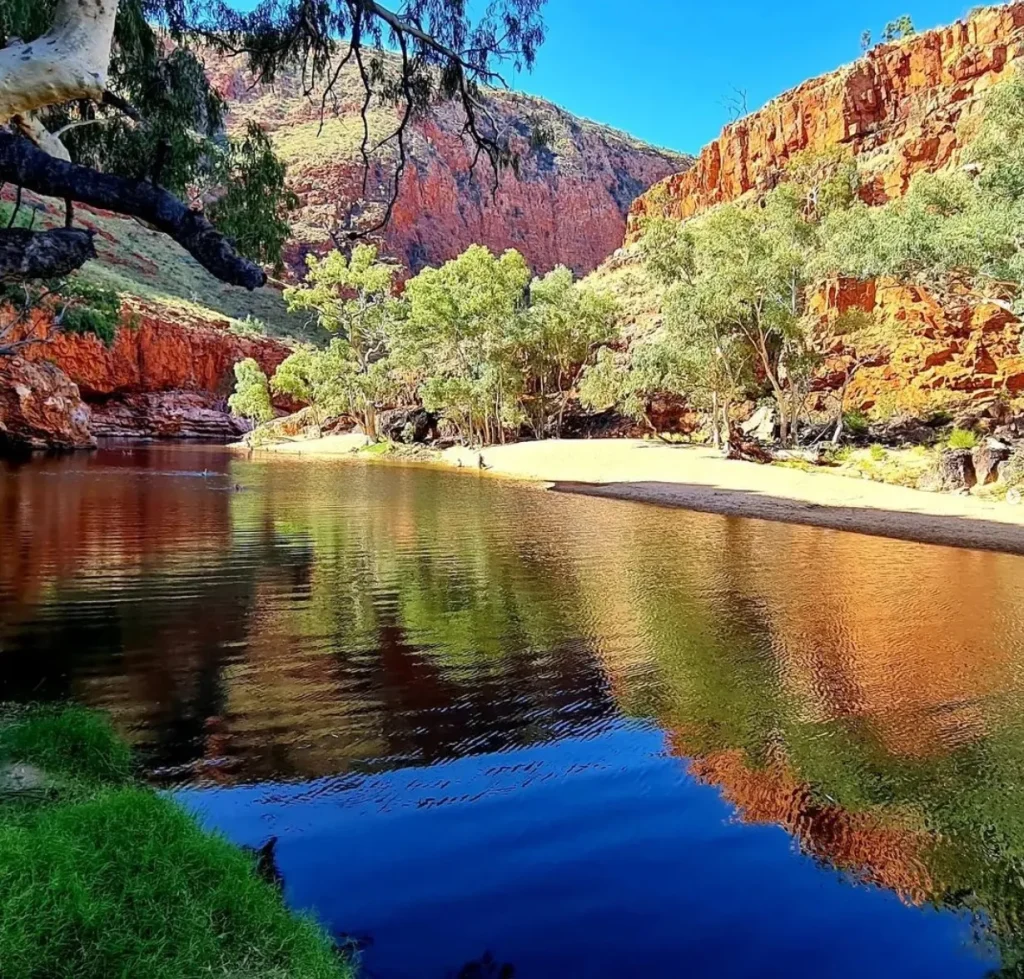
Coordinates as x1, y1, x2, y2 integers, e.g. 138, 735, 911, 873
19, 306, 289, 401
627, 3, 1024, 237
206, 54, 690, 277
5, 305, 292, 443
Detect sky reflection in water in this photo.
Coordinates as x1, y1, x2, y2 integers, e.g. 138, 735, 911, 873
0, 444, 1017, 977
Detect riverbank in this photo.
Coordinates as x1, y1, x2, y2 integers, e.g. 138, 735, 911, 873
250, 435, 1024, 555
0, 705, 351, 979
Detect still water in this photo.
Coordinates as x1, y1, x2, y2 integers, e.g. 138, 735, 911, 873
3, 444, 1024, 977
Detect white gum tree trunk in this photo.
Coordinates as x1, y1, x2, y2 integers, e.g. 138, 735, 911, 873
0, 0, 117, 122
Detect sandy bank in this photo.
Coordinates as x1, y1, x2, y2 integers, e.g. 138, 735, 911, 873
250, 436, 1024, 555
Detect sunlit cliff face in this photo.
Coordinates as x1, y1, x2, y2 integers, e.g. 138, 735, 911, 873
628, 3, 1024, 235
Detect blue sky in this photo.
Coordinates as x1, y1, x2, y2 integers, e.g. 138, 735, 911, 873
230, 1, 977, 154
511, 0, 974, 153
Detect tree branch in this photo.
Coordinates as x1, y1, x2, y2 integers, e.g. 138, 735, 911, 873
0, 227, 95, 281
0, 133, 266, 289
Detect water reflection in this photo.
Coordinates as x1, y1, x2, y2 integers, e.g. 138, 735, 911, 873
2, 445, 1023, 976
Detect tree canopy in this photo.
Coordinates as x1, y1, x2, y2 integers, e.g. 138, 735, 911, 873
0, 0, 547, 287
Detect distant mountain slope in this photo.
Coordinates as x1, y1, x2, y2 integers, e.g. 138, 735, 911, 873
207, 53, 691, 277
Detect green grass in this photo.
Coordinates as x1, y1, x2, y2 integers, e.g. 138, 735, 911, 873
948, 427, 979, 450
0, 706, 352, 979
0, 706, 132, 785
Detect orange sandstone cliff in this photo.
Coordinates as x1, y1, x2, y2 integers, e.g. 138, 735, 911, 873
627, 3, 1024, 236
1, 306, 292, 445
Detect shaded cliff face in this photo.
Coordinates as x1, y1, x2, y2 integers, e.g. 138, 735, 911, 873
2, 306, 292, 444
207, 54, 690, 277
627, 3, 1024, 237
17, 307, 290, 401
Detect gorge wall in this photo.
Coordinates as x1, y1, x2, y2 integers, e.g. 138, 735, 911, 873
0, 306, 292, 447
208, 55, 690, 278
627, 3, 1024, 236
597, 3, 1024, 420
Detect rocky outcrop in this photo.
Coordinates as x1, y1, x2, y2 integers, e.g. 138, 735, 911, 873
812, 278, 1024, 416
88, 392, 251, 440
0, 356, 94, 452
17, 307, 290, 401
4, 305, 292, 440
207, 54, 690, 278
627, 4, 1024, 236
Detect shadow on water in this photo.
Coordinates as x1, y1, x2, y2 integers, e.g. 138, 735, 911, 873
4, 444, 1024, 975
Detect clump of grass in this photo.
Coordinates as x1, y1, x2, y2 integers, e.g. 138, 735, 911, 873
0, 706, 351, 979
869, 443, 887, 462
359, 440, 394, 456
823, 444, 853, 464
948, 428, 978, 450
0, 705, 132, 785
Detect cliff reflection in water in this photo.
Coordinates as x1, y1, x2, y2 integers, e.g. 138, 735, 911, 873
2, 444, 1024, 969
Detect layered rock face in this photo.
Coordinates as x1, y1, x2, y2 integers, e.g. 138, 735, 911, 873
627, 4, 1024, 236
4, 306, 291, 443
208, 55, 690, 277
813, 279, 1024, 415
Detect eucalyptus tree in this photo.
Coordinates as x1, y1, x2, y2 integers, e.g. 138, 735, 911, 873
0, 0, 546, 285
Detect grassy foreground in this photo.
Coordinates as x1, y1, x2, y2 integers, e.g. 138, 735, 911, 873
0, 705, 352, 979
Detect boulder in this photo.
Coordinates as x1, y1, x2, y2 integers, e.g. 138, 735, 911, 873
378, 407, 437, 444
0, 356, 94, 453
918, 449, 977, 493
972, 438, 1011, 485
740, 405, 776, 442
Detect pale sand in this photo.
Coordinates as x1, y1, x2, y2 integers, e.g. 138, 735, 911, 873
249, 436, 1024, 555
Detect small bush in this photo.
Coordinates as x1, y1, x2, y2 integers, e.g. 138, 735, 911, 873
56, 279, 123, 346
869, 443, 887, 462
948, 428, 978, 450
843, 410, 870, 437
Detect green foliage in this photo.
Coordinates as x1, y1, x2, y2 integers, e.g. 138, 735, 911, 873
869, 443, 887, 461
0, 706, 132, 785
228, 358, 274, 425
396, 245, 532, 443
843, 410, 870, 437
285, 244, 401, 364
208, 122, 298, 269
860, 29, 873, 53
0, 706, 349, 979
270, 341, 394, 435
516, 266, 618, 436
0, 276, 123, 347
282, 244, 403, 437
881, 15, 915, 42
636, 185, 819, 444
948, 427, 978, 449
55, 279, 123, 346
391, 246, 617, 442
822, 443, 854, 463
